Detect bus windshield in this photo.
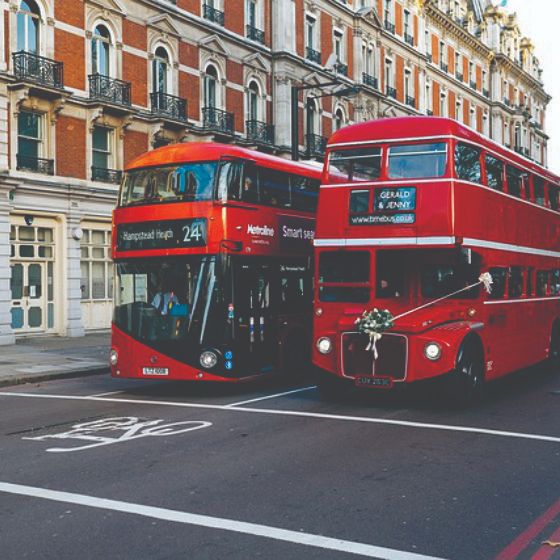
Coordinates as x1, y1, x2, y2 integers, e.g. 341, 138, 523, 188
113, 257, 228, 358
119, 162, 218, 206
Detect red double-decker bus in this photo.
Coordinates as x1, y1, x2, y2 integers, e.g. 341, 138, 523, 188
313, 117, 560, 400
110, 143, 321, 382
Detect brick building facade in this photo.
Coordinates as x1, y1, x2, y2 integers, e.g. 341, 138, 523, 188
0, 0, 550, 343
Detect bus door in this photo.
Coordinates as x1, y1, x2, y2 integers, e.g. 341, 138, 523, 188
233, 261, 276, 373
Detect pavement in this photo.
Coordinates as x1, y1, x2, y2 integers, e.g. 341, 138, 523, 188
0, 332, 110, 387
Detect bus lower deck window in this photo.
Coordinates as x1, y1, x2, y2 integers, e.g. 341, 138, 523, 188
488, 268, 507, 299
387, 142, 447, 179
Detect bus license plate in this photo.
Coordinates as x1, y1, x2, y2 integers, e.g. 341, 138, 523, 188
355, 376, 393, 389
142, 367, 169, 376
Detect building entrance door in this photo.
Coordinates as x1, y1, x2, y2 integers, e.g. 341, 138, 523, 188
10, 262, 48, 331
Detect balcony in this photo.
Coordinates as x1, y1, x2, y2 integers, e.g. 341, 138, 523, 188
455, 72, 464, 82
202, 106, 234, 135
89, 74, 131, 108
440, 62, 448, 73
16, 154, 54, 175
150, 92, 187, 123
362, 73, 378, 89
91, 166, 122, 184
483, 88, 489, 98
334, 62, 348, 76
306, 47, 321, 64
203, 4, 224, 26
427, 53, 433, 63
12, 51, 64, 91
404, 33, 414, 47
306, 134, 327, 158
503, 97, 511, 107
470, 80, 477, 90
246, 24, 265, 44
406, 95, 416, 108
384, 20, 395, 34
386, 86, 397, 100
246, 120, 274, 145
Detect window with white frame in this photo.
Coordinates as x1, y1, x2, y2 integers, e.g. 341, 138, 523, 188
404, 69, 412, 102
440, 91, 447, 117
426, 81, 432, 113
385, 58, 393, 89
455, 98, 462, 121
80, 229, 113, 302
92, 126, 113, 172
246, 0, 259, 29
425, 31, 431, 56
92, 24, 111, 76
334, 108, 345, 132
470, 106, 476, 128
17, 0, 40, 53
404, 10, 411, 40
305, 15, 316, 51
246, 80, 260, 122
18, 110, 43, 162
204, 64, 219, 109
333, 29, 344, 63
152, 46, 169, 94
384, 0, 393, 24
306, 98, 319, 136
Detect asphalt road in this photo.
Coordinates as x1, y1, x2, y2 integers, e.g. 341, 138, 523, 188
2, 364, 560, 560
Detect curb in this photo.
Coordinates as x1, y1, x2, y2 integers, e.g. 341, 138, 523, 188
0, 367, 109, 389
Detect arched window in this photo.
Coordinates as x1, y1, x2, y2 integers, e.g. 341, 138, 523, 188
204, 65, 219, 109
152, 47, 169, 94
247, 81, 260, 122
92, 24, 111, 76
306, 98, 318, 136
334, 108, 345, 132
17, 0, 40, 53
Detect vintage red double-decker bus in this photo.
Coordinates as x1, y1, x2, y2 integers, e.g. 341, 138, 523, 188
110, 143, 321, 382
313, 116, 560, 400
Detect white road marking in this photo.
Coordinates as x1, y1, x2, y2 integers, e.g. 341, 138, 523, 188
0, 482, 446, 560
87, 391, 123, 398
1, 391, 559, 444
224, 386, 317, 408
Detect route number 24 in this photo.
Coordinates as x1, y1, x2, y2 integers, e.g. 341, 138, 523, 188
183, 222, 204, 243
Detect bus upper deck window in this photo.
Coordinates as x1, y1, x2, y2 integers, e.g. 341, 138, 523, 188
506, 165, 523, 198
328, 147, 382, 183
387, 142, 447, 179
534, 176, 545, 206
455, 143, 482, 184
292, 176, 318, 212
485, 155, 504, 191
260, 168, 291, 207
550, 185, 560, 211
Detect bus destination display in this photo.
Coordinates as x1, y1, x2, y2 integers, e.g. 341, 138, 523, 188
350, 187, 416, 225
117, 218, 207, 251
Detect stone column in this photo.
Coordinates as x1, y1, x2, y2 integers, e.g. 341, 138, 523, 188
273, 74, 292, 151
65, 212, 85, 338
0, 181, 15, 345
272, 0, 296, 53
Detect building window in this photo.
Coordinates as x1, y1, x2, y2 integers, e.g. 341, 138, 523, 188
17, 0, 40, 53
92, 126, 112, 171
385, 58, 393, 88
246, 0, 257, 28
306, 98, 318, 136
426, 82, 432, 113
333, 29, 344, 62
80, 229, 113, 302
305, 15, 316, 50
470, 107, 476, 128
92, 24, 111, 76
384, 0, 393, 23
204, 64, 219, 109
455, 99, 462, 120
246, 80, 260, 121
440, 92, 447, 117
18, 110, 42, 161
152, 47, 169, 94
334, 108, 345, 132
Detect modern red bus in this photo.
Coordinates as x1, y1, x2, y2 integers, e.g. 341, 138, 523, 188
110, 143, 321, 382
313, 116, 560, 400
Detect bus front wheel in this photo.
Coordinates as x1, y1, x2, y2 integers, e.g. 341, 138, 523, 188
447, 339, 484, 405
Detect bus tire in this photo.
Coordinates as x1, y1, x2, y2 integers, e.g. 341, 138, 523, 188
448, 337, 484, 406
549, 322, 560, 369
316, 371, 349, 399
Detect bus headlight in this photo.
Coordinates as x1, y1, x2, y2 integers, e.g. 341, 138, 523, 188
109, 349, 118, 366
424, 342, 442, 361
200, 350, 218, 369
316, 337, 333, 355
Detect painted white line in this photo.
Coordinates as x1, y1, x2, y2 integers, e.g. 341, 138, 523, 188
1, 391, 559, 444
0, 482, 446, 560
87, 391, 124, 398
225, 386, 317, 408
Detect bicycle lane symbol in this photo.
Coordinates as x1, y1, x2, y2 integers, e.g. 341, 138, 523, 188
23, 417, 212, 453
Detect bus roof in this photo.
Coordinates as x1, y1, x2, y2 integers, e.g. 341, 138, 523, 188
126, 142, 322, 178
328, 117, 559, 185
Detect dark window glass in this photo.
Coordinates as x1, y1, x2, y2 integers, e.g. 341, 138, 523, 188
279, 264, 309, 309
506, 165, 523, 198
376, 251, 406, 299
485, 155, 504, 191
328, 147, 382, 183
18, 111, 41, 158
508, 267, 523, 298
219, 161, 244, 202
552, 270, 560, 296
349, 190, 370, 214
319, 286, 370, 303
488, 267, 507, 300
319, 251, 370, 283
536, 271, 549, 297
388, 142, 447, 179
291, 176, 319, 212
534, 176, 545, 206
455, 143, 481, 183
527, 268, 534, 297
523, 174, 531, 199
550, 185, 560, 211
259, 168, 291, 208
421, 264, 480, 299
242, 163, 259, 203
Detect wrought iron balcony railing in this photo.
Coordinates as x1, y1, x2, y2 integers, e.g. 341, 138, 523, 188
503, 97, 511, 107
246, 120, 274, 145
470, 80, 477, 89
404, 33, 414, 46
483, 88, 489, 98
406, 95, 416, 108
386, 86, 397, 99
455, 72, 464, 82
246, 24, 265, 44
203, 4, 224, 25
16, 154, 54, 175
91, 166, 122, 184
334, 62, 348, 76
150, 92, 187, 122
306, 47, 321, 64
306, 134, 327, 158
362, 73, 378, 89
427, 53, 433, 63
202, 106, 234, 134
440, 62, 448, 73
384, 20, 395, 34
12, 51, 64, 90
89, 74, 131, 107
